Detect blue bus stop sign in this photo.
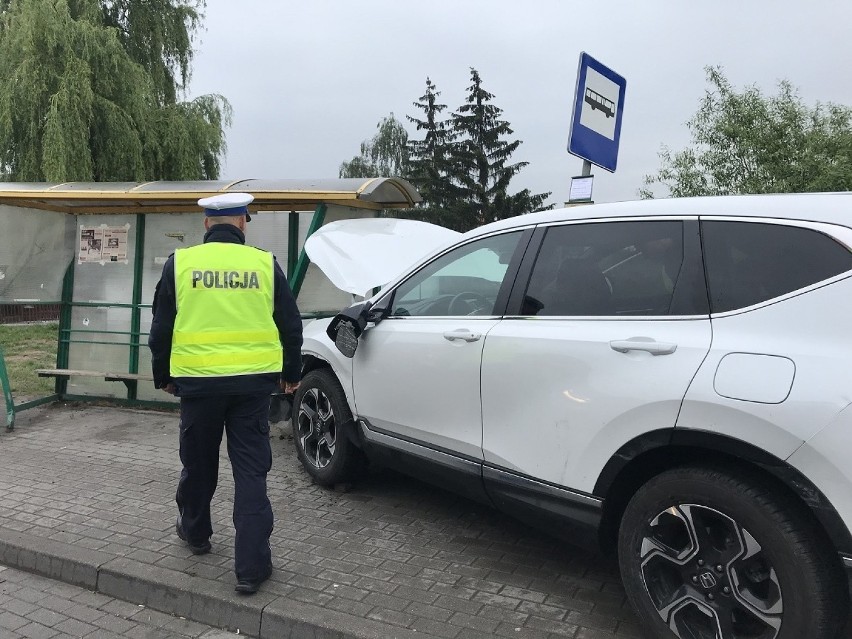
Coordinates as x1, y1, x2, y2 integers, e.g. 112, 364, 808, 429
568, 52, 627, 173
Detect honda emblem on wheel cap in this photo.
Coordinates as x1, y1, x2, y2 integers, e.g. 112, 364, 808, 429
699, 571, 717, 590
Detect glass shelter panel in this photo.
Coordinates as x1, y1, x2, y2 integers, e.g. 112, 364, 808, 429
67, 215, 136, 396
66, 306, 133, 397
73, 214, 137, 304
0, 205, 75, 302
140, 212, 206, 306
250, 211, 291, 261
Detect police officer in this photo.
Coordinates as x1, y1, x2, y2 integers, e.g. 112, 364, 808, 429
148, 192, 302, 594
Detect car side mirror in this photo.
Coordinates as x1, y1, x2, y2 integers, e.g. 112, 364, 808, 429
326, 301, 373, 358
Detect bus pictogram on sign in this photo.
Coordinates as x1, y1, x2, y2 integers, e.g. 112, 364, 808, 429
584, 87, 615, 118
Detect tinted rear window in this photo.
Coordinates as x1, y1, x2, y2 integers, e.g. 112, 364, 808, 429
702, 221, 852, 313
523, 220, 685, 316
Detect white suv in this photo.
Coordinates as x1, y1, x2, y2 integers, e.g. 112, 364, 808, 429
292, 193, 852, 639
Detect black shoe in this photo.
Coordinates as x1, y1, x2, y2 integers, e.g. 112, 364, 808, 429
235, 563, 273, 594
175, 514, 211, 555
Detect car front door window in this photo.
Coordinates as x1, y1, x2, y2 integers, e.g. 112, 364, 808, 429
391, 232, 522, 317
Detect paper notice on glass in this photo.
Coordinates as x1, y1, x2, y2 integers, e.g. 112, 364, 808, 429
569, 176, 594, 202
78, 224, 130, 264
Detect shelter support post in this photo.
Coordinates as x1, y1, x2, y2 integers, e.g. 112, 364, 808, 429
287, 212, 299, 280
127, 214, 146, 400
290, 203, 327, 298
56, 260, 75, 399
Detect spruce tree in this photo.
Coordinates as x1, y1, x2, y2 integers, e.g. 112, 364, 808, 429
449, 68, 549, 231
405, 77, 457, 225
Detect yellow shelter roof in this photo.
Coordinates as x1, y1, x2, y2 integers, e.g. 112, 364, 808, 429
0, 178, 421, 214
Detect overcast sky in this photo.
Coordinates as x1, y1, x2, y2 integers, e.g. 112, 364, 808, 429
187, 0, 852, 208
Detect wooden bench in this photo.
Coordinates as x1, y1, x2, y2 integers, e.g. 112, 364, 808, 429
36, 369, 154, 392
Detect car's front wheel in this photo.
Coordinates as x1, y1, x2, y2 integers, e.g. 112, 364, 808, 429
618, 466, 847, 639
292, 369, 364, 486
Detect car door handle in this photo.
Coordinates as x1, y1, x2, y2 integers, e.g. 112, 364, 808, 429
443, 329, 482, 343
610, 339, 677, 355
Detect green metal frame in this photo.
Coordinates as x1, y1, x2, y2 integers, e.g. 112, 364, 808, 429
0, 347, 14, 428
128, 213, 146, 400
1, 340, 60, 430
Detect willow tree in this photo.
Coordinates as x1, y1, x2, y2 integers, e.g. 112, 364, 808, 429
0, 0, 230, 182
339, 113, 409, 179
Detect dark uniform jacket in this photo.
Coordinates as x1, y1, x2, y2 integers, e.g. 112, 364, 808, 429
148, 225, 303, 397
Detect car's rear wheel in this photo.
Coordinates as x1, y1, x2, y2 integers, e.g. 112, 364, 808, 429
618, 466, 847, 639
292, 369, 364, 486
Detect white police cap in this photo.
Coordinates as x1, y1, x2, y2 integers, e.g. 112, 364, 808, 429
198, 193, 254, 220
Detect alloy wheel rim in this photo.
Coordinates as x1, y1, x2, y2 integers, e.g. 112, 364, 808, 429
639, 504, 783, 639
297, 387, 336, 469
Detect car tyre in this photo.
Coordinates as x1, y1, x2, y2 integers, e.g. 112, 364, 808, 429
292, 369, 364, 486
618, 465, 847, 639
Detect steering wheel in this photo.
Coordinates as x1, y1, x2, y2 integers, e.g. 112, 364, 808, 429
447, 291, 491, 316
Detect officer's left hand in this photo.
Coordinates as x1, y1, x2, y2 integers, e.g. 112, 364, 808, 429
281, 381, 299, 395
162, 383, 177, 395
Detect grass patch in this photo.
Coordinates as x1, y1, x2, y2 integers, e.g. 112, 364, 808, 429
0, 322, 58, 398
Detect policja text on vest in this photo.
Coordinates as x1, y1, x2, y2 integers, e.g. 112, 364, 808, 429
191, 270, 261, 289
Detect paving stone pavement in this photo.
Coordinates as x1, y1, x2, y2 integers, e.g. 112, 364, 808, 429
0, 403, 850, 639
0, 563, 240, 638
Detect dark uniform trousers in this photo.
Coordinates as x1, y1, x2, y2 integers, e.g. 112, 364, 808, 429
176, 392, 273, 580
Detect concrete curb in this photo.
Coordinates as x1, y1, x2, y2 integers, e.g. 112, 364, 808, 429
0, 525, 436, 639
0, 526, 112, 590
98, 557, 275, 636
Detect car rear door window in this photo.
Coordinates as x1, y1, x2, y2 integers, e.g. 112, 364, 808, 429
701, 221, 852, 313
522, 221, 686, 316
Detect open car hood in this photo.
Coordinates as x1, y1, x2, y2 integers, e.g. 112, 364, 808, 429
304, 218, 460, 297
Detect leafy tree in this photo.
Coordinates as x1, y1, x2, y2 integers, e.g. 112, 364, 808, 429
339, 113, 409, 178
448, 68, 550, 231
641, 67, 852, 198
0, 0, 230, 182
404, 77, 458, 225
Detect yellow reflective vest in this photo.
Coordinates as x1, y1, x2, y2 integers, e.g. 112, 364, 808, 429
171, 242, 283, 378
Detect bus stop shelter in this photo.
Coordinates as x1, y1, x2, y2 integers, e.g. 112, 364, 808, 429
0, 178, 420, 427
